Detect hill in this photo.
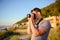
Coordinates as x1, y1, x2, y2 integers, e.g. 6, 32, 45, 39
16, 0, 60, 24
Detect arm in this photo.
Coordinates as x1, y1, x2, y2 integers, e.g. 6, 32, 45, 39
30, 20, 47, 37
27, 21, 32, 35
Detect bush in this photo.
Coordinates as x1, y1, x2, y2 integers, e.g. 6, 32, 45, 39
48, 26, 60, 40
0, 30, 6, 39
17, 25, 27, 29
8, 35, 19, 40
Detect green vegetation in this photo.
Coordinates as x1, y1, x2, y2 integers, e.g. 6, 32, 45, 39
17, 25, 27, 29
16, 17, 28, 24
16, 0, 60, 24
0, 26, 60, 40
0, 0, 60, 40
48, 26, 60, 40
0, 30, 20, 40
0, 30, 6, 39
41, 0, 60, 18
8, 35, 19, 40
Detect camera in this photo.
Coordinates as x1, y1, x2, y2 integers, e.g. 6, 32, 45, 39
27, 13, 36, 19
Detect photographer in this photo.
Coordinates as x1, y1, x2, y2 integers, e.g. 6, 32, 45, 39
27, 8, 51, 40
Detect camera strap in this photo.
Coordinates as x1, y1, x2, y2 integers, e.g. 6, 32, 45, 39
36, 18, 43, 28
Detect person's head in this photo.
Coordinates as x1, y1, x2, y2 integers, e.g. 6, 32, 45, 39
31, 8, 42, 20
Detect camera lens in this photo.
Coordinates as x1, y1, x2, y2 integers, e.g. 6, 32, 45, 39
27, 14, 31, 18
27, 13, 36, 19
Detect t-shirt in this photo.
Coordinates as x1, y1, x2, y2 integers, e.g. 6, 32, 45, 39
31, 20, 51, 40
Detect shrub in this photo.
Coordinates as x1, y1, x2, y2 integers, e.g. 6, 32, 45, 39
48, 26, 60, 40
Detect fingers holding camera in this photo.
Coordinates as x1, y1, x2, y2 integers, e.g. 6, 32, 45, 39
31, 13, 34, 19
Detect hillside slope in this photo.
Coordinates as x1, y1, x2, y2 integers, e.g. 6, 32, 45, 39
16, 0, 60, 24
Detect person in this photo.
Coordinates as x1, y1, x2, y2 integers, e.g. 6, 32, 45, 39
27, 8, 51, 40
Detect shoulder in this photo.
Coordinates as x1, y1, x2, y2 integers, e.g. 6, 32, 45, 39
39, 19, 51, 27
42, 19, 50, 22
38, 19, 51, 30
41, 19, 50, 24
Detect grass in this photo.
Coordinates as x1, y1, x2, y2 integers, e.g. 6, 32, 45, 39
0, 26, 60, 40
8, 35, 19, 40
48, 26, 60, 40
0, 30, 6, 39
17, 25, 27, 29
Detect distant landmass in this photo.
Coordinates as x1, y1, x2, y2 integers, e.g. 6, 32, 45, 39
0, 25, 11, 30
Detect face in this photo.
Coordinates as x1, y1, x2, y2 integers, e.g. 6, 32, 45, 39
31, 11, 41, 20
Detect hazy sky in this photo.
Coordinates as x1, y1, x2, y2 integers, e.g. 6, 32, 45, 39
0, 0, 56, 25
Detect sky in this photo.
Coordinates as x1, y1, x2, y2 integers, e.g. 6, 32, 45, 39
0, 0, 56, 25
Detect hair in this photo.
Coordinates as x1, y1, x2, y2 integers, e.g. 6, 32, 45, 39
31, 8, 41, 13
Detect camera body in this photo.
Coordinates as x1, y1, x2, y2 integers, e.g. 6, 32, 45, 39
27, 13, 36, 19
